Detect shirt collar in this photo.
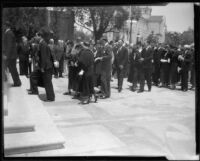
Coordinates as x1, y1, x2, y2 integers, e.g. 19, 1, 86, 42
5, 28, 10, 33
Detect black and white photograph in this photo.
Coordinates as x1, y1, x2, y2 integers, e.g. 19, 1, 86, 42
2, 2, 200, 160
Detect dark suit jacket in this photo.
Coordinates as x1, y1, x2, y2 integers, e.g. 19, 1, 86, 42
94, 48, 103, 75
115, 46, 128, 68
153, 48, 161, 66
18, 43, 30, 61
78, 48, 94, 76
182, 50, 192, 70
141, 46, 153, 69
129, 49, 141, 69
54, 45, 64, 61
101, 44, 112, 73
3, 29, 18, 59
38, 39, 53, 70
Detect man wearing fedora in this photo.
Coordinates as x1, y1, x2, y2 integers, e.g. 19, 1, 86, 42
3, 21, 21, 86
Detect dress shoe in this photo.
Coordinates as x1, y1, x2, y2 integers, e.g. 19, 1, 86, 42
44, 99, 55, 102
28, 91, 38, 95
72, 95, 79, 99
63, 91, 71, 95
81, 99, 90, 105
94, 95, 98, 103
12, 82, 21, 87
100, 95, 109, 99
190, 86, 195, 90
137, 90, 144, 93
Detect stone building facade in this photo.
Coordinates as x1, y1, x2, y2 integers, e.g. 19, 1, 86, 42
106, 6, 167, 44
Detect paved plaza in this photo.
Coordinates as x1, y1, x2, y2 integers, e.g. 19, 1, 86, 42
6, 74, 198, 160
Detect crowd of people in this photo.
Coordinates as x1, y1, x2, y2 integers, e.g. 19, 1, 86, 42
3, 22, 195, 104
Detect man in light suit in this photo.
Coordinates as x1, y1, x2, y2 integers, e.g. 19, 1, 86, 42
96, 38, 112, 98
114, 40, 128, 92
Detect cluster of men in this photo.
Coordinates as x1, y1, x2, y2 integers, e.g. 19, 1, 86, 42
127, 43, 195, 92
3, 21, 195, 105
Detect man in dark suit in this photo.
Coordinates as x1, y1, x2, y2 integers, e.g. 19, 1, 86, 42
77, 42, 95, 104
115, 40, 128, 92
138, 43, 154, 93
18, 36, 30, 77
63, 40, 74, 95
28, 28, 55, 101
180, 46, 192, 91
94, 40, 103, 88
96, 38, 112, 98
159, 45, 171, 88
152, 44, 162, 86
169, 46, 179, 90
128, 45, 141, 92
3, 21, 21, 86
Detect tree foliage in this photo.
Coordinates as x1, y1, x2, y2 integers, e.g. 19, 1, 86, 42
73, 6, 130, 42
3, 7, 47, 41
165, 28, 194, 47
146, 31, 160, 45
74, 27, 92, 42
180, 27, 194, 45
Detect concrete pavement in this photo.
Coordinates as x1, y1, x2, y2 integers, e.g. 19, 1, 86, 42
8, 75, 198, 160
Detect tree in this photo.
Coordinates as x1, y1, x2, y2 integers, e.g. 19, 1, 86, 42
3, 7, 47, 41
74, 27, 92, 42
165, 28, 194, 47
73, 6, 131, 42
146, 31, 160, 45
180, 27, 194, 45
165, 31, 182, 47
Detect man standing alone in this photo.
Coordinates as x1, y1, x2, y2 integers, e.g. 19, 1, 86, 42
3, 21, 21, 86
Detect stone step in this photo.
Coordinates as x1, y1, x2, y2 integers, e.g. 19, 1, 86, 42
5, 83, 36, 134
4, 75, 65, 156
4, 119, 35, 134
4, 131, 65, 155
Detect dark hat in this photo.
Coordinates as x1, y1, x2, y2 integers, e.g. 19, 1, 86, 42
82, 41, 90, 48
38, 27, 50, 37
75, 44, 82, 49
67, 40, 74, 46
5, 21, 11, 27
101, 37, 108, 42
